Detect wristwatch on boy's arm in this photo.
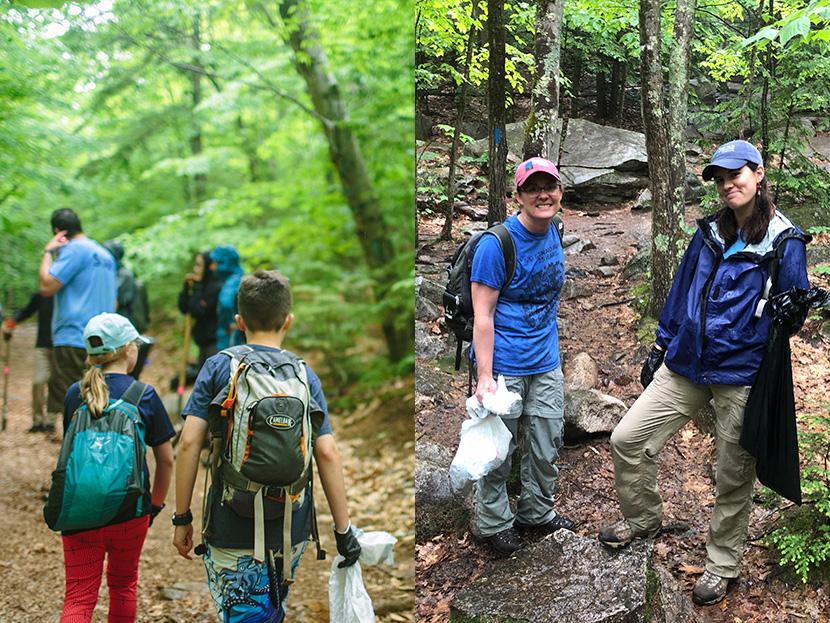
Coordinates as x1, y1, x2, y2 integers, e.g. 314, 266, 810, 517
172, 509, 193, 526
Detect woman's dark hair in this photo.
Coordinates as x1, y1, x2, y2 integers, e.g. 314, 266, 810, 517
200, 251, 214, 283
50, 209, 82, 237
716, 163, 774, 245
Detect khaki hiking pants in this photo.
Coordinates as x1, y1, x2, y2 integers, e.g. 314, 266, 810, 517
610, 364, 754, 578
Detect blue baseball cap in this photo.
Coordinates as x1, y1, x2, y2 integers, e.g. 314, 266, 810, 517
83, 313, 150, 355
702, 140, 763, 181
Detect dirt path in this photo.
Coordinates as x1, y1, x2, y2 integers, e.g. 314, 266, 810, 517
0, 323, 414, 622
416, 204, 830, 622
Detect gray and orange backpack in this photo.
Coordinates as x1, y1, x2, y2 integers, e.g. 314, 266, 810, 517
202, 345, 325, 584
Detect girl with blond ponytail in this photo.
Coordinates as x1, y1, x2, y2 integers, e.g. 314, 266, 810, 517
59, 313, 175, 622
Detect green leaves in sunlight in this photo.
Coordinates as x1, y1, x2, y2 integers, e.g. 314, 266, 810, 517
0, 0, 413, 394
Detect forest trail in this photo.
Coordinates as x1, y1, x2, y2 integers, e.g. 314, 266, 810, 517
416, 202, 830, 622
0, 323, 414, 622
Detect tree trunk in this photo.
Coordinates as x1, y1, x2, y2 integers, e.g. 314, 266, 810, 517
276, 0, 410, 362
639, 0, 688, 317
189, 12, 207, 203
666, 0, 695, 219
523, 0, 564, 161
596, 67, 609, 120
760, 0, 776, 162
487, 0, 508, 225
609, 59, 627, 123
441, 0, 481, 240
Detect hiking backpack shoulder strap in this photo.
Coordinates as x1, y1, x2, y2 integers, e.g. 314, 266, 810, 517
119, 380, 147, 407
552, 215, 564, 246
487, 223, 516, 291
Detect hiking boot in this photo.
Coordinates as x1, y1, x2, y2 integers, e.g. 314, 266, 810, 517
598, 520, 660, 549
43, 423, 56, 433
692, 570, 732, 606
484, 528, 523, 556
515, 514, 576, 534
27, 424, 44, 433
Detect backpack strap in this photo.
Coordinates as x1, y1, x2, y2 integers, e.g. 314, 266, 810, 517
120, 380, 147, 407
487, 223, 517, 291
552, 215, 564, 246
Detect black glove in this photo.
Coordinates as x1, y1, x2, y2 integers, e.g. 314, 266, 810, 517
334, 524, 361, 568
770, 287, 809, 333
640, 345, 665, 389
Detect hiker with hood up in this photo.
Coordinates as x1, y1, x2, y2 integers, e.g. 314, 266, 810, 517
598, 140, 811, 606
211, 245, 245, 350
177, 250, 221, 368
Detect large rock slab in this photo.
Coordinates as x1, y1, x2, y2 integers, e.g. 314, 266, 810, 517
565, 389, 628, 436
451, 530, 653, 623
560, 167, 650, 203
561, 118, 649, 173
415, 441, 471, 540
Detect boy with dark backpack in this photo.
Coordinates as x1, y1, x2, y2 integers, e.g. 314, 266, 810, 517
173, 269, 361, 622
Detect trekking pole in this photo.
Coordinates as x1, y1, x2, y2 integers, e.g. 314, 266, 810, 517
1, 332, 10, 431
177, 282, 193, 415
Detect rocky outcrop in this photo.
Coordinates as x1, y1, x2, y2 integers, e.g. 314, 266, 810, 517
415, 441, 471, 540
451, 530, 698, 623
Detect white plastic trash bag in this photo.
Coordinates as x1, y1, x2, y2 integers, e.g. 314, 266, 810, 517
449, 376, 519, 496
328, 562, 374, 623
328, 529, 398, 623
355, 530, 397, 566
481, 375, 522, 415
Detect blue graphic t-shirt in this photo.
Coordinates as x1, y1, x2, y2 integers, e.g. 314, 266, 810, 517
49, 237, 117, 348
471, 214, 565, 376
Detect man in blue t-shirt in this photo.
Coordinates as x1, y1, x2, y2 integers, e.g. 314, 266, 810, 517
39, 209, 116, 433
470, 157, 574, 556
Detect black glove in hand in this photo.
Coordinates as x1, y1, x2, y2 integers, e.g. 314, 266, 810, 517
334, 525, 361, 568
770, 287, 809, 333
640, 345, 665, 389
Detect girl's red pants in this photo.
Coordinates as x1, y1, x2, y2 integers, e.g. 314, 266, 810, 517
61, 515, 150, 622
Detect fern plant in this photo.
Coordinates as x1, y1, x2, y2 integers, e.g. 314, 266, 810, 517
765, 409, 830, 583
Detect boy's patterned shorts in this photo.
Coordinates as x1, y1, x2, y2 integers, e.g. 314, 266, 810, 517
202, 543, 306, 623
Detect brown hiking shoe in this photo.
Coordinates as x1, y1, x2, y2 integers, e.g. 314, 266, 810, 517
692, 570, 732, 606
597, 520, 660, 549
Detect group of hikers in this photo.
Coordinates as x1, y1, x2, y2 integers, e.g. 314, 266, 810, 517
467, 140, 821, 607
2, 209, 361, 622
2, 136, 826, 619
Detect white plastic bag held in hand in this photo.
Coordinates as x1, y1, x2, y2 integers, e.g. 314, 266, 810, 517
449, 375, 520, 496
328, 529, 398, 623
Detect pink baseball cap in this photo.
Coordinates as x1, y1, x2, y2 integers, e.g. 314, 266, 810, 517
514, 157, 561, 189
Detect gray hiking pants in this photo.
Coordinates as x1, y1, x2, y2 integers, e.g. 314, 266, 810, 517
475, 368, 565, 536
610, 364, 754, 578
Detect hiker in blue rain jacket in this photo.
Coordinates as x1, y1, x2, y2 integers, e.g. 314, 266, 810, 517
211, 245, 244, 350
598, 141, 810, 607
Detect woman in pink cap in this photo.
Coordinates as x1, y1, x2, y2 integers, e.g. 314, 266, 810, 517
470, 157, 574, 556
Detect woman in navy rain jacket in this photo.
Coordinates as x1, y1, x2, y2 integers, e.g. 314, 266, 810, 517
598, 140, 810, 606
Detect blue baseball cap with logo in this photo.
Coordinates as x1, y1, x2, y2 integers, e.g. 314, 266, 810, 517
702, 140, 763, 181
83, 313, 150, 355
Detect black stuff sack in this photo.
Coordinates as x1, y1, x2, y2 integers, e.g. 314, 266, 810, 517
740, 322, 801, 505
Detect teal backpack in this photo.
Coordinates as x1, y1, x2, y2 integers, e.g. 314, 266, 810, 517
44, 381, 148, 532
